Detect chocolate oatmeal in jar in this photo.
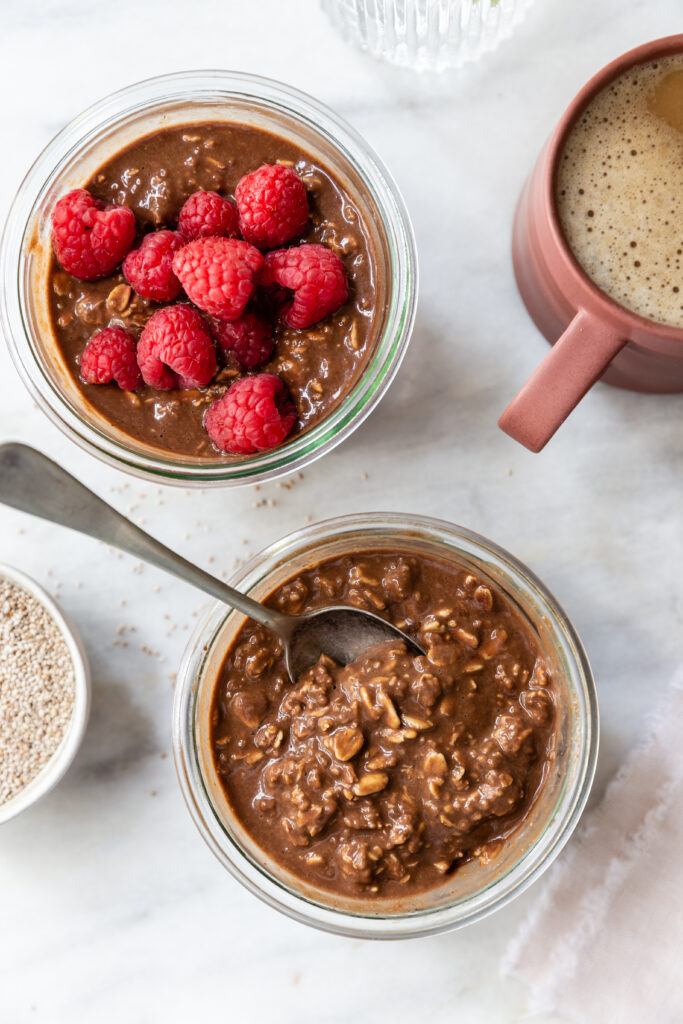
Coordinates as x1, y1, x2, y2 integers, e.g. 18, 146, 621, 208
5, 73, 416, 484
47, 121, 378, 459
209, 550, 557, 899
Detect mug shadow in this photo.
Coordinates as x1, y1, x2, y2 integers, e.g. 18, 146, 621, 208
593, 378, 683, 470
344, 301, 512, 461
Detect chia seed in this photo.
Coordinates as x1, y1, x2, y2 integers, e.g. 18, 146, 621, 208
0, 579, 76, 805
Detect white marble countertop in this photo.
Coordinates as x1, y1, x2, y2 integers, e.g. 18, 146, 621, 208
2, 1, 681, 1021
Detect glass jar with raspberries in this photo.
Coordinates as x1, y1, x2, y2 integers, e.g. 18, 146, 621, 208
2, 71, 417, 485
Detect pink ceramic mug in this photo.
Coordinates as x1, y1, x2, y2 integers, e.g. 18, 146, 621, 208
499, 35, 683, 453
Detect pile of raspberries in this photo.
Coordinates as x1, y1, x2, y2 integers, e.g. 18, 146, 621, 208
51, 163, 348, 455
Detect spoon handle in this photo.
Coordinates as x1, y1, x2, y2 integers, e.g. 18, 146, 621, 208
0, 443, 290, 636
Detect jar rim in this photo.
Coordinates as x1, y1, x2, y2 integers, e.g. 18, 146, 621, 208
172, 512, 598, 938
0, 70, 418, 486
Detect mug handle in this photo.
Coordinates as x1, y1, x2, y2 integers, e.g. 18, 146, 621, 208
498, 310, 627, 452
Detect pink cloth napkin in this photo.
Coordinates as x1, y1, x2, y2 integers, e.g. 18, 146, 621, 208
504, 670, 683, 1024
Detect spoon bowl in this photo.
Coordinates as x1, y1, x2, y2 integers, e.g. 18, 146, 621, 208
282, 604, 422, 680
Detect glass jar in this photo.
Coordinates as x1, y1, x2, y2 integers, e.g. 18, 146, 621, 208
172, 512, 597, 938
0, 71, 417, 486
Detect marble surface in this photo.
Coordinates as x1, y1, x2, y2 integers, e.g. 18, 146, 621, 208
1, 2, 682, 1021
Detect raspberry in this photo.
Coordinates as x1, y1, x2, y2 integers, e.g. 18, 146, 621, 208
211, 312, 274, 370
177, 190, 239, 242
204, 374, 296, 454
123, 230, 183, 302
137, 305, 216, 390
51, 189, 136, 281
79, 327, 141, 391
235, 164, 308, 249
261, 244, 348, 329
172, 237, 263, 321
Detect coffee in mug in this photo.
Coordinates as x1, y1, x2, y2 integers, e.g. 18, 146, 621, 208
499, 36, 683, 453
555, 54, 683, 328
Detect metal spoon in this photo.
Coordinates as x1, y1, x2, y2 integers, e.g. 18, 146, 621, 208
0, 444, 424, 680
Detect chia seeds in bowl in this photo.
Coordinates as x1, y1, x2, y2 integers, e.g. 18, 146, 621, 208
0, 565, 90, 823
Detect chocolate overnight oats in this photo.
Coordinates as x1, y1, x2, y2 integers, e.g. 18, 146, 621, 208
47, 121, 377, 458
209, 550, 557, 899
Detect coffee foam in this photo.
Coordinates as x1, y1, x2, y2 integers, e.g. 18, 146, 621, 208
556, 53, 683, 329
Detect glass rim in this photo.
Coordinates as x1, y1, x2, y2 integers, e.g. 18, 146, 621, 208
172, 512, 599, 939
0, 70, 418, 486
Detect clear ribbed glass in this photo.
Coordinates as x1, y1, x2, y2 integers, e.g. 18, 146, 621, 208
322, 0, 534, 72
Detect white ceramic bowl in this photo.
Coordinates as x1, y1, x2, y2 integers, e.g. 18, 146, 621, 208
0, 563, 91, 824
